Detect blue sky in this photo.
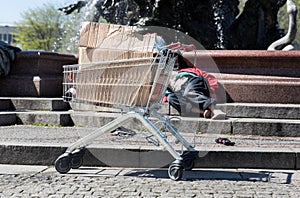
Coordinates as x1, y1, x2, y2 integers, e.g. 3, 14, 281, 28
0, 0, 75, 25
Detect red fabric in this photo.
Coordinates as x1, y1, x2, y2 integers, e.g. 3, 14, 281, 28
177, 67, 203, 76
201, 70, 219, 93
163, 95, 168, 102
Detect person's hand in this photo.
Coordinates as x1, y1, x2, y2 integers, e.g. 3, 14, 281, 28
181, 44, 195, 51
168, 42, 195, 52
173, 76, 188, 92
168, 42, 182, 50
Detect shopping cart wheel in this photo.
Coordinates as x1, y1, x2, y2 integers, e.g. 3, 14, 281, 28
168, 161, 183, 181
70, 149, 85, 169
183, 158, 195, 171
54, 153, 71, 174
182, 151, 198, 171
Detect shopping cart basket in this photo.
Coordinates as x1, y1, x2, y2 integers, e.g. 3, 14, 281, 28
54, 50, 198, 180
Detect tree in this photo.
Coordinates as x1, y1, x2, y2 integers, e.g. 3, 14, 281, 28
14, 3, 75, 53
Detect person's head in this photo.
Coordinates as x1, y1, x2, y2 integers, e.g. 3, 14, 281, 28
174, 52, 194, 70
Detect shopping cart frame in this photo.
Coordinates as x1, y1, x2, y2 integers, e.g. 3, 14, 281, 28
54, 50, 198, 180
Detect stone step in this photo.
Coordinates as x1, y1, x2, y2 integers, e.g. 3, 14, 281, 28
0, 125, 299, 169
1, 110, 299, 137
1, 141, 299, 169
184, 50, 300, 77
217, 103, 300, 119
161, 103, 300, 120
0, 112, 16, 126
0, 97, 70, 111
0, 99, 10, 110
1, 97, 300, 119
219, 75, 300, 103
70, 112, 300, 137
16, 111, 74, 126
183, 50, 300, 103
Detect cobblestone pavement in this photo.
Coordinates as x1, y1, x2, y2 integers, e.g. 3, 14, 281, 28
0, 165, 299, 197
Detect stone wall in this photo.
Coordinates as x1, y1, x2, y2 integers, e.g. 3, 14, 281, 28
0, 51, 78, 97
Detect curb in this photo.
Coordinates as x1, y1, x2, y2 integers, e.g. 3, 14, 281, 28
1, 143, 299, 170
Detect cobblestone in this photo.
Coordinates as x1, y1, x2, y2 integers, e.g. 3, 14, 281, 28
0, 166, 299, 198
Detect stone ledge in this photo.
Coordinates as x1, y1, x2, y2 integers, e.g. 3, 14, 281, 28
0, 75, 63, 97
0, 97, 70, 111
219, 78, 300, 103
184, 50, 300, 77
0, 112, 16, 126
218, 103, 300, 119
2, 97, 300, 119
2, 111, 299, 137
0, 144, 298, 169
0, 51, 78, 97
11, 51, 78, 76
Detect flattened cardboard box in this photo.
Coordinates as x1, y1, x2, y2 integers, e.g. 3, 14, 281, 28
78, 22, 156, 63
75, 59, 156, 107
79, 47, 154, 63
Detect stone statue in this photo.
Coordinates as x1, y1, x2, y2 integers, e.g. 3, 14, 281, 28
268, 0, 299, 50
58, 1, 87, 15
59, 0, 295, 50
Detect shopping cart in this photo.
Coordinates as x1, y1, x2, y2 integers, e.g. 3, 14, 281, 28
54, 50, 199, 180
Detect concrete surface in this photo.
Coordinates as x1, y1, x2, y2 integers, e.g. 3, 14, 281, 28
0, 125, 299, 170
0, 97, 299, 171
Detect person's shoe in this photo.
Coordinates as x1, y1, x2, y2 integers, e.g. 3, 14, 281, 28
211, 109, 226, 120
203, 109, 212, 119
215, 137, 235, 146
111, 127, 136, 137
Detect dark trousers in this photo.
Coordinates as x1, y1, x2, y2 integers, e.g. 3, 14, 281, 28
167, 76, 215, 116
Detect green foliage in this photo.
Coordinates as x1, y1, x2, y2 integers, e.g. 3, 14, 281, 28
13, 3, 78, 53
32, 123, 61, 127
13, 1, 299, 52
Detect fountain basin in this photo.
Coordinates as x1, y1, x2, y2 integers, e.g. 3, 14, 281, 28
185, 50, 300, 77
1, 49, 299, 104
184, 50, 300, 104
0, 51, 77, 97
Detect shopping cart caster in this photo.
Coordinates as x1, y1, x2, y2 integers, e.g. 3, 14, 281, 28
168, 160, 184, 181
54, 153, 71, 174
183, 158, 195, 171
182, 151, 198, 171
55, 148, 85, 173
70, 148, 85, 169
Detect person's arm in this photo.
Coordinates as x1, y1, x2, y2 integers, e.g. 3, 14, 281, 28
168, 42, 195, 52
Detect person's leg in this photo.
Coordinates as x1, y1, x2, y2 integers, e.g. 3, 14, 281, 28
168, 92, 201, 117
206, 104, 226, 120
167, 93, 182, 114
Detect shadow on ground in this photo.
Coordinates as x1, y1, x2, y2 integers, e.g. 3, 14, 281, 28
123, 169, 294, 183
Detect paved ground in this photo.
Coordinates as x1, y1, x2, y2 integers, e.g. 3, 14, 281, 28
1, 125, 300, 170
0, 125, 299, 197
1, 125, 300, 149
0, 164, 299, 197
